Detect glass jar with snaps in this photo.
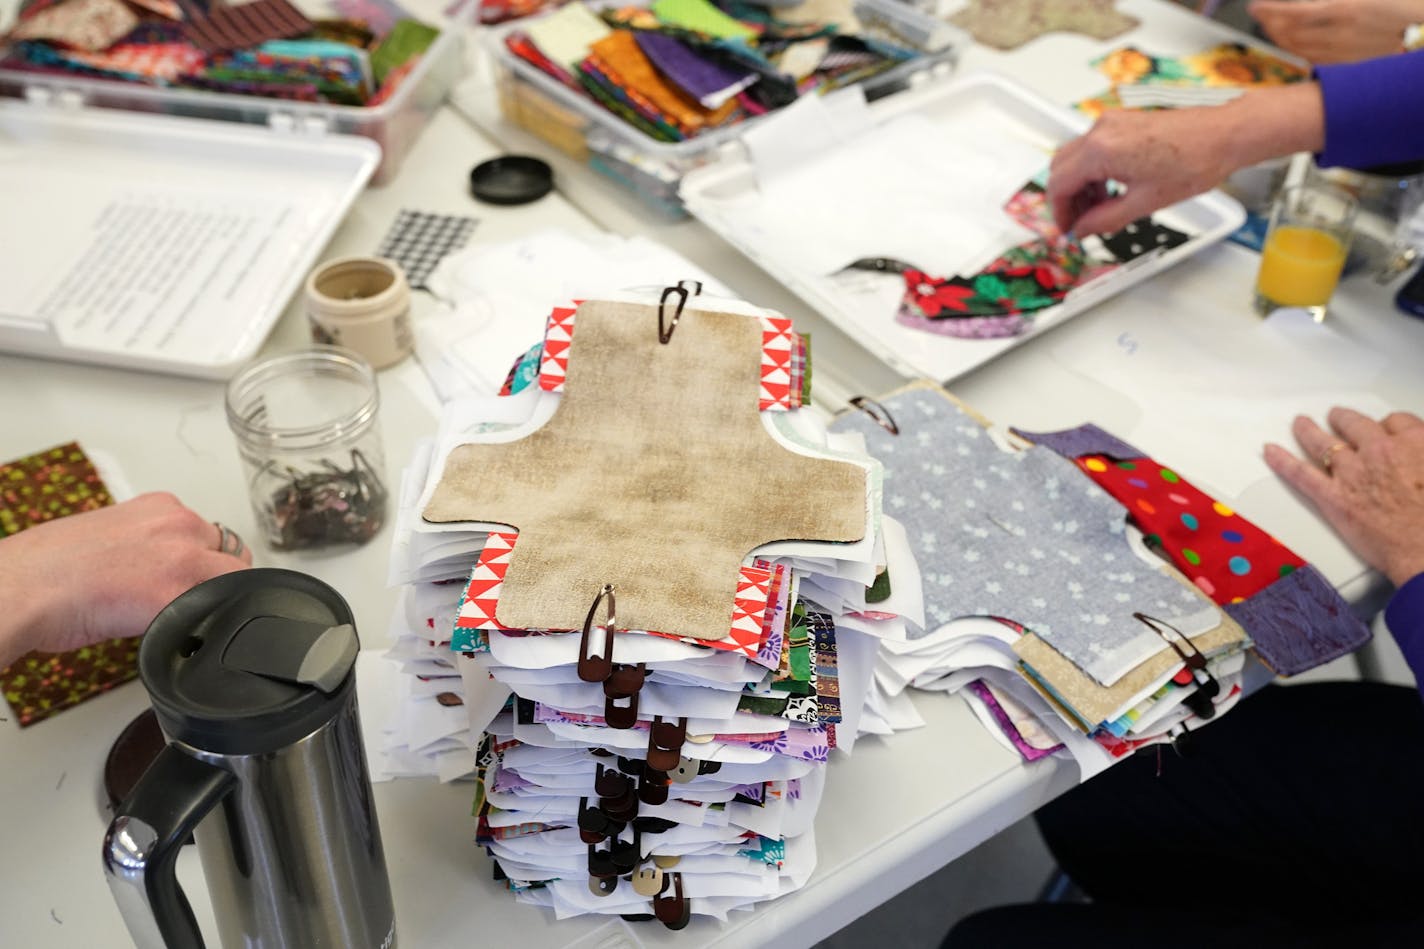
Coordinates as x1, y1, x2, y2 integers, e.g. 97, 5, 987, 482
225, 346, 388, 550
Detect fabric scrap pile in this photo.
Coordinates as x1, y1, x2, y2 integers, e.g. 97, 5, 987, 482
895, 180, 1189, 339
829, 382, 1370, 779
382, 290, 920, 925
2, 0, 438, 106
503, 0, 939, 145
1076, 41, 1308, 117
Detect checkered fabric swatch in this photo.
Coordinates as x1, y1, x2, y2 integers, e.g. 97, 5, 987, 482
376, 209, 480, 290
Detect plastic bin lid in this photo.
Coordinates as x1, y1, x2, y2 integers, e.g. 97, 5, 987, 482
0, 99, 379, 379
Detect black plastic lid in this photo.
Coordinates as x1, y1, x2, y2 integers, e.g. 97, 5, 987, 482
138, 568, 359, 756
469, 155, 554, 205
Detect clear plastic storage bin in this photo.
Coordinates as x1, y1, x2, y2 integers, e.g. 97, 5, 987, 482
490, 0, 965, 216
0, 23, 465, 185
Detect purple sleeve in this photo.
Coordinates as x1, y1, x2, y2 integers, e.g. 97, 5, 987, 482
1384, 572, 1424, 696
1315, 50, 1424, 169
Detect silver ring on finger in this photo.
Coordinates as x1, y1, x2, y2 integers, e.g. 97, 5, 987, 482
214, 521, 245, 558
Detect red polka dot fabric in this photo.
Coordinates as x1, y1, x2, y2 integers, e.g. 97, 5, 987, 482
1075, 455, 1306, 606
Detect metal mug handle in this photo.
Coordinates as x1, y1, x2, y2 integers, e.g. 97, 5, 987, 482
103, 745, 236, 949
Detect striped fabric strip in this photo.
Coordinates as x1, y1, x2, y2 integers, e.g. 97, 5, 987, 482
184, 0, 313, 54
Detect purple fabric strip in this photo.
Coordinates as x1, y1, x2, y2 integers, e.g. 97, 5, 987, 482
1010, 422, 1146, 461
895, 305, 1027, 339
965, 680, 1063, 762
633, 30, 756, 108
491, 767, 534, 793
1383, 572, 1424, 698
1224, 564, 1370, 677
728, 782, 765, 803
1316, 50, 1424, 170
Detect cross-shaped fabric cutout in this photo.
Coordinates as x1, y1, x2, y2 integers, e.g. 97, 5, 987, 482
950, 0, 1138, 52
423, 299, 867, 641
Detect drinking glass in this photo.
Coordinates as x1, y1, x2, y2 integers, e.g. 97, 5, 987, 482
1254, 182, 1357, 321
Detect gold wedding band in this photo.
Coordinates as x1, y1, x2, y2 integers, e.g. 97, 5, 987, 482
1320, 442, 1349, 470
214, 522, 245, 558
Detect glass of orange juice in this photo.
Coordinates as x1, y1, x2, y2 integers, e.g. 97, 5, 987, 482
1254, 183, 1357, 321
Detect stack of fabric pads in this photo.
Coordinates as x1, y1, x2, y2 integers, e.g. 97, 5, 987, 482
2, 0, 438, 106
829, 382, 1369, 779
384, 290, 917, 925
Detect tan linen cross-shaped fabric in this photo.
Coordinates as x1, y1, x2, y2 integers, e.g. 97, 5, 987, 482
951, 0, 1138, 51
423, 300, 867, 640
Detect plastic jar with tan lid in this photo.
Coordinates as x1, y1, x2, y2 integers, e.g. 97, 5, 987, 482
304, 257, 413, 369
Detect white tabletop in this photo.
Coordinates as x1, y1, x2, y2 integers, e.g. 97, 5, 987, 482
3, 1, 1420, 946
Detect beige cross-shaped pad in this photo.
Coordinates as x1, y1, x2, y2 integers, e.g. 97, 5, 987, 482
423, 300, 867, 640
951, 0, 1138, 51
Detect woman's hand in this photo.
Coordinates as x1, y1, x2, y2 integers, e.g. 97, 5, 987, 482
1250, 0, 1423, 64
1047, 84, 1327, 235
1048, 106, 1241, 236
0, 492, 252, 666
1265, 408, 1424, 587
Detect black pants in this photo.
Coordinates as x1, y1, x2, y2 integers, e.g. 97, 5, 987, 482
944, 682, 1424, 948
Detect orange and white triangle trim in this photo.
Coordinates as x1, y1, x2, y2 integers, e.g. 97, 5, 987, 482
536, 305, 579, 392
758, 316, 797, 411
534, 303, 802, 412
452, 533, 779, 661
454, 531, 516, 631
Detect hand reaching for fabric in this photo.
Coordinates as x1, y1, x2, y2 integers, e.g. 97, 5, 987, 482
1265, 408, 1424, 587
1250, 0, 1423, 64
1048, 107, 1238, 236
1048, 84, 1327, 235
0, 492, 253, 667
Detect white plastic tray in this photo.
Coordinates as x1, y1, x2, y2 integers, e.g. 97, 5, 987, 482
679, 71, 1245, 383
0, 99, 378, 379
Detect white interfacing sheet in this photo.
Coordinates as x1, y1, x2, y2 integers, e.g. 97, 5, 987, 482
734, 92, 1046, 277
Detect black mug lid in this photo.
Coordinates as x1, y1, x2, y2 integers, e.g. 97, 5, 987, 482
139, 569, 359, 756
